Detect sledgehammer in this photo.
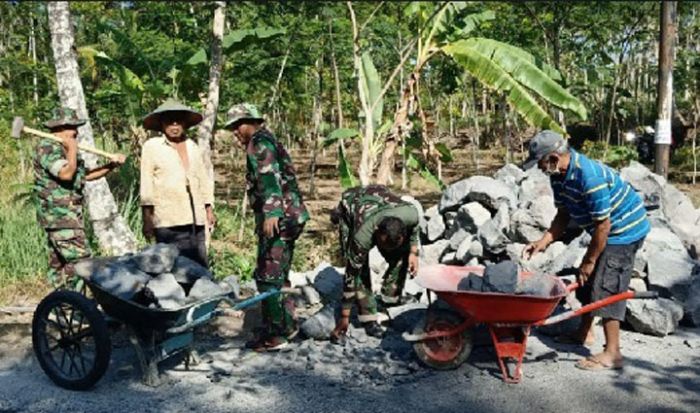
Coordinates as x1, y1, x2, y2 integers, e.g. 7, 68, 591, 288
11, 116, 121, 160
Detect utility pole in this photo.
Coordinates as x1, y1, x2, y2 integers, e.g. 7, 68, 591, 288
655, 1, 677, 178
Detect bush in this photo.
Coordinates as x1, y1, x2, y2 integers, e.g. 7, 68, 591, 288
580, 141, 638, 168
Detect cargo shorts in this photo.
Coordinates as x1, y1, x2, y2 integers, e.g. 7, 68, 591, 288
576, 238, 644, 321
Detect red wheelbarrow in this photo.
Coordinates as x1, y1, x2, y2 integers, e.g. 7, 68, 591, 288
402, 264, 657, 383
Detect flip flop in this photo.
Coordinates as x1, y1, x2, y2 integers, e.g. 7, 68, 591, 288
575, 356, 623, 371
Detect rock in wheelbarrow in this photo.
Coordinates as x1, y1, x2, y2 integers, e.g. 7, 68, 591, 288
89, 260, 151, 301
186, 278, 226, 304
171, 256, 213, 284
135, 243, 179, 275
146, 273, 186, 310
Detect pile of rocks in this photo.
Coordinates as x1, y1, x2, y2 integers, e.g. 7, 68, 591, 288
414, 161, 700, 336
75, 243, 228, 310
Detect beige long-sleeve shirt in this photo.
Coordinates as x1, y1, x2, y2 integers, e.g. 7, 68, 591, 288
140, 136, 214, 228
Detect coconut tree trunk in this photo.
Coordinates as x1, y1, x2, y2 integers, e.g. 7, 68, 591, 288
47, 1, 136, 255
197, 1, 226, 186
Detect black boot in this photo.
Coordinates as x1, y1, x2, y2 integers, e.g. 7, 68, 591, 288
364, 321, 385, 338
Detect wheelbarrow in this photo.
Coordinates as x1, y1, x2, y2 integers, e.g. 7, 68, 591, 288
31, 277, 278, 391
403, 264, 657, 383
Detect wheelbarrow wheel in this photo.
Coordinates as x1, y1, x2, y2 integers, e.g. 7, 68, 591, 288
413, 310, 472, 370
32, 290, 111, 391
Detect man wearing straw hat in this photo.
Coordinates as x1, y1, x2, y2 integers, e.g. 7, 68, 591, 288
34, 107, 126, 288
140, 98, 215, 268
223, 103, 309, 351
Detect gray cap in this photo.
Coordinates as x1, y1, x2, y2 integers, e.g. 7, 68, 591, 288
522, 130, 567, 170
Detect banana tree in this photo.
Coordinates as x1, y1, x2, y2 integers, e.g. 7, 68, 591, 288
375, 2, 588, 185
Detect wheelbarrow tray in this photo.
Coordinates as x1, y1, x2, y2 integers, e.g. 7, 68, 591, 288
86, 279, 224, 333
415, 264, 568, 324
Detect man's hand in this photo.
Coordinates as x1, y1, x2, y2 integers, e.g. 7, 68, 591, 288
522, 237, 550, 260
206, 208, 217, 232
408, 251, 419, 278
263, 217, 280, 238
578, 260, 596, 285
109, 153, 127, 167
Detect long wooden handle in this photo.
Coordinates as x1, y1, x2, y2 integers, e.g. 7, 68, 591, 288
23, 126, 118, 159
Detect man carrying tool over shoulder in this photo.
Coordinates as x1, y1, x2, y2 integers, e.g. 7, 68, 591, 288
34, 107, 126, 288
140, 99, 215, 268
330, 185, 420, 344
522, 130, 650, 371
223, 103, 309, 352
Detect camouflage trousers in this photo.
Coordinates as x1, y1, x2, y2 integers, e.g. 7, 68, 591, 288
342, 247, 410, 322
45, 228, 91, 289
255, 220, 305, 337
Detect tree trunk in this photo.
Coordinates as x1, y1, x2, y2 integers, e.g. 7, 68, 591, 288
329, 20, 344, 129
348, 1, 373, 186
197, 1, 226, 188
47, 2, 136, 255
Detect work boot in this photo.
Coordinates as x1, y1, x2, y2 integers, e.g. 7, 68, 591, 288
364, 321, 385, 338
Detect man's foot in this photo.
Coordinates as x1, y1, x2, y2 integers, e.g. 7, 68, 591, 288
575, 353, 623, 371
246, 335, 289, 352
364, 322, 385, 338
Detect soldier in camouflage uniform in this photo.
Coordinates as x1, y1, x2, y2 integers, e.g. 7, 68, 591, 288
330, 185, 420, 343
34, 107, 126, 288
224, 103, 310, 352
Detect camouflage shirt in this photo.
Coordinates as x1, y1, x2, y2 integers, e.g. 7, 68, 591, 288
335, 185, 420, 274
246, 128, 309, 227
33, 139, 87, 229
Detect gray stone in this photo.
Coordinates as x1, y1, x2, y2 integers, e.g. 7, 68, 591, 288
420, 239, 450, 266
494, 163, 526, 185
647, 251, 695, 301
440, 252, 459, 264
629, 278, 647, 292
74, 256, 119, 279
466, 257, 480, 266
147, 273, 186, 309
620, 161, 666, 201
312, 263, 344, 302
467, 241, 484, 259
403, 277, 425, 296
300, 305, 336, 340
439, 176, 516, 213
455, 237, 474, 262
135, 243, 179, 274
626, 298, 684, 337
187, 278, 225, 303
90, 261, 151, 301
420, 205, 440, 237
528, 196, 557, 228
518, 168, 553, 205
682, 267, 700, 326
509, 209, 546, 244
218, 275, 241, 299
478, 204, 510, 254
455, 202, 491, 233
288, 271, 310, 288
444, 211, 458, 229
448, 228, 472, 251
505, 243, 526, 263
426, 214, 446, 242
302, 285, 322, 306
171, 256, 213, 284
239, 278, 258, 295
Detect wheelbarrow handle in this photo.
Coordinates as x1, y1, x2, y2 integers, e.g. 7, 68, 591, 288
537, 288, 658, 327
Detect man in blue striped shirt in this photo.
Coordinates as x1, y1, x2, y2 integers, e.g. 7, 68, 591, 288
522, 130, 650, 371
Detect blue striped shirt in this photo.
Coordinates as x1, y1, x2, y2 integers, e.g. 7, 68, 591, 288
550, 150, 650, 245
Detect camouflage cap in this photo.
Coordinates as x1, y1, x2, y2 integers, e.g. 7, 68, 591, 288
142, 98, 203, 131
223, 103, 265, 130
43, 107, 87, 129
